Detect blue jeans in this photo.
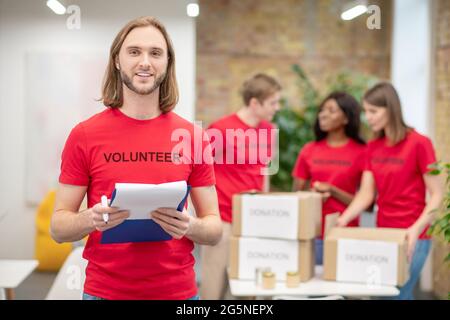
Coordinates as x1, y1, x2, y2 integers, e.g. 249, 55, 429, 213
315, 238, 324, 265
388, 239, 431, 300
82, 292, 105, 300
82, 292, 200, 300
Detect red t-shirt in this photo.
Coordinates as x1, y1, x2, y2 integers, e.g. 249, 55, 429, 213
366, 130, 436, 239
59, 108, 215, 300
292, 139, 366, 238
206, 114, 274, 223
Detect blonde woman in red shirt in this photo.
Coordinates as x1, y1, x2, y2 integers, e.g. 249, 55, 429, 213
337, 82, 443, 300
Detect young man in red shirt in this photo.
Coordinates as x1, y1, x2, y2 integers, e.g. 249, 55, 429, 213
50, 16, 222, 300
200, 74, 282, 299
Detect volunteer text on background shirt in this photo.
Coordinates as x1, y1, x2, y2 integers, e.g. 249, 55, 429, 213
59, 108, 215, 300
207, 113, 274, 223
365, 129, 436, 239
292, 139, 366, 238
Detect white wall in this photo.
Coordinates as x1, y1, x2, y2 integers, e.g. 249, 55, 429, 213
391, 0, 435, 292
391, 0, 433, 136
0, 0, 196, 259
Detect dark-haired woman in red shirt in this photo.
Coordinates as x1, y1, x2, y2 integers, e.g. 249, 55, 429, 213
292, 91, 366, 265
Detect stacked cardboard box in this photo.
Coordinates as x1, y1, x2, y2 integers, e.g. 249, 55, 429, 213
229, 192, 322, 282
323, 227, 409, 286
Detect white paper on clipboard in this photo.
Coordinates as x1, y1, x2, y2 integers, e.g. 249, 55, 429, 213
110, 181, 188, 220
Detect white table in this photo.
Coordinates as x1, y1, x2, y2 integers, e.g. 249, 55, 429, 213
229, 266, 399, 299
0, 259, 38, 299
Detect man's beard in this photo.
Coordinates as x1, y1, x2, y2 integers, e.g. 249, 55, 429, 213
121, 70, 167, 95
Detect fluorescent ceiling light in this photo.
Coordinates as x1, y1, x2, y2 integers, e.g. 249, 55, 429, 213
341, 4, 368, 20
46, 0, 66, 15
187, 3, 199, 17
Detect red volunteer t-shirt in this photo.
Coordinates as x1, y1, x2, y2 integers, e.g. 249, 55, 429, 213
206, 114, 274, 223
292, 139, 366, 238
366, 130, 436, 239
59, 108, 215, 300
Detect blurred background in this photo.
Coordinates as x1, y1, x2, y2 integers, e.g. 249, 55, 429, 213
0, 0, 448, 299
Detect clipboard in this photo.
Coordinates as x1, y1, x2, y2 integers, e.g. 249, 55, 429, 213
100, 185, 191, 244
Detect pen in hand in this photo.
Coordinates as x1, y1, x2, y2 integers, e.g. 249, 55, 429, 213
101, 195, 109, 224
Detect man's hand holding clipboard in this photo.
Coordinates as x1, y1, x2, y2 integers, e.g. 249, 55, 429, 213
151, 207, 191, 240
100, 181, 191, 244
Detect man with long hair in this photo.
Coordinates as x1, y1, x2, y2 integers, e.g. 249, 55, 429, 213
50, 16, 222, 300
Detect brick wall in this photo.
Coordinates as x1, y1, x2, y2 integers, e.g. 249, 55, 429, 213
196, 0, 392, 125
432, 0, 450, 300
434, 0, 450, 162
196, 0, 449, 299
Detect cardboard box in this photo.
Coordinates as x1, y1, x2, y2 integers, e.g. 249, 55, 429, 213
323, 227, 409, 286
229, 236, 315, 282
232, 192, 322, 240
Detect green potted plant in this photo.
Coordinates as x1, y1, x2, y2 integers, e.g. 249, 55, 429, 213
428, 162, 450, 258
427, 161, 450, 299
271, 64, 377, 191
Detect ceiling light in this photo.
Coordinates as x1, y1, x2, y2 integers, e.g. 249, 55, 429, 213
187, 3, 199, 17
341, 0, 368, 21
46, 0, 66, 15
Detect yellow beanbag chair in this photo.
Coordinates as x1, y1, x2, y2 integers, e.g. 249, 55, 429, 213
34, 190, 73, 272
